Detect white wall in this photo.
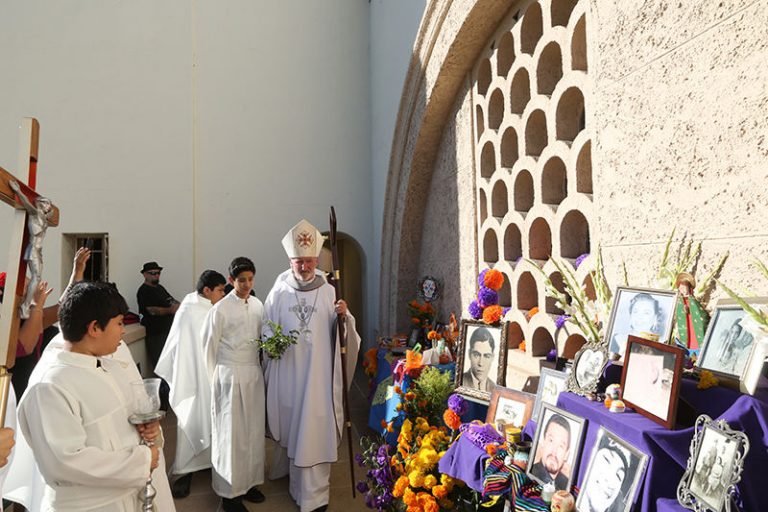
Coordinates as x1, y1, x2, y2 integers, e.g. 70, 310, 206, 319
369, 0, 426, 337
0, 1, 373, 323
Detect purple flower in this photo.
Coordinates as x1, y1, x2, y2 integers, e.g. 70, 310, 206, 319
547, 349, 557, 362
574, 253, 590, 269
356, 481, 370, 494
478, 268, 489, 288
364, 493, 375, 509
355, 453, 365, 467
502, 307, 511, 317
468, 300, 483, 319
448, 393, 468, 415
376, 444, 390, 466
555, 314, 570, 329
478, 286, 498, 307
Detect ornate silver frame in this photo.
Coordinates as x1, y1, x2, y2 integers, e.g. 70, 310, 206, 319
565, 341, 608, 396
677, 415, 750, 512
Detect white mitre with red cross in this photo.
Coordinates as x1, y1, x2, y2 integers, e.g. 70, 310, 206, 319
282, 219, 325, 258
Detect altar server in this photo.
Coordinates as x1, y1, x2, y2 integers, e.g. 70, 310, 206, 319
202, 257, 266, 512
155, 270, 226, 498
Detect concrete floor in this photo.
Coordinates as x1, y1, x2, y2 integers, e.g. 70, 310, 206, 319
163, 367, 374, 512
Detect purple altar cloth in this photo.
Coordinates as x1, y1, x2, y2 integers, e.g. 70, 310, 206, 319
440, 378, 768, 511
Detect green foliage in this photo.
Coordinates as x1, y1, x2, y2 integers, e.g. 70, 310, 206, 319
715, 279, 768, 330
658, 228, 703, 289
410, 366, 454, 427
259, 320, 299, 359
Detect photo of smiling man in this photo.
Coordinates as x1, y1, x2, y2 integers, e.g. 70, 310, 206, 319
527, 404, 585, 491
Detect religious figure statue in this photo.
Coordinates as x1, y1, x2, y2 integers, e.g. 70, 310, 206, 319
673, 272, 710, 352
9, 180, 54, 318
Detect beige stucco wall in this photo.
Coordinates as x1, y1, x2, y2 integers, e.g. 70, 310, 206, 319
382, 0, 768, 380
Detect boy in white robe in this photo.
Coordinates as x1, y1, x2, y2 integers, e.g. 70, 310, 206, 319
202, 257, 266, 512
263, 220, 360, 512
18, 282, 161, 512
155, 269, 226, 498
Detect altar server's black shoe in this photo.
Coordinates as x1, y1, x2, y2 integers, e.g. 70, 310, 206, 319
244, 486, 266, 503
171, 473, 192, 498
222, 496, 248, 512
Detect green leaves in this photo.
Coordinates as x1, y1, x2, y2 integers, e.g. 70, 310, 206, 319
259, 320, 299, 359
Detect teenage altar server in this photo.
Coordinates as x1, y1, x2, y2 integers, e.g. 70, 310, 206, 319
17, 282, 171, 511
155, 270, 226, 498
202, 257, 266, 512
263, 219, 360, 512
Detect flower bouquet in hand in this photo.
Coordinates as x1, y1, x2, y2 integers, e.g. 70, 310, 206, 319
259, 320, 299, 359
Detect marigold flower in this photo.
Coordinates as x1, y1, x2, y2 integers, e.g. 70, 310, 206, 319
411, 317, 421, 325
403, 487, 417, 506
423, 474, 438, 489
483, 268, 505, 291
526, 306, 539, 320
396, 403, 403, 411
386, 422, 394, 433
427, 330, 438, 340
698, 370, 719, 389
443, 409, 461, 430
393, 475, 410, 498
519, 339, 526, 351
486, 444, 499, 456
483, 304, 503, 325
380, 419, 388, 429
408, 470, 425, 488
405, 391, 416, 401
432, 484, 448, 500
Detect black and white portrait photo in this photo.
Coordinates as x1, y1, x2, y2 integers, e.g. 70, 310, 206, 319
568, 343, 609, 395
527, 404, 585, 491
698, 306, 756, 378
456, 320, 508, 401
576, 428, 648, 512
605, 287, 678, 358
621, 337, 685, 428
678, 415, 750, 512
532, 368, 568, 420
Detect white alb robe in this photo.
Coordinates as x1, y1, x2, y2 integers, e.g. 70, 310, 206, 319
263, 270, 360, 511
18, 351, 153, 512
202, 291, 265, 498
4, 336, 175, 512
155, 291, 213, 475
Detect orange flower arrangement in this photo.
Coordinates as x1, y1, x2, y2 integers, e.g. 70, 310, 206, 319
482, 305, 503, 325
483, 268, 504, 291
442, 409, 461, 430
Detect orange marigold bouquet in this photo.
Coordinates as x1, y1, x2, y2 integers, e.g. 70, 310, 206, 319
468, 269, 509, 325
408, 299, 436, 329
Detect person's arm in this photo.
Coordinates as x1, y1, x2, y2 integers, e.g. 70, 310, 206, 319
17, 281, 53, 355
0, 428, 15, 467
58, 247, 91, 303
145, 304, 178, 316
201, 307, 223, 383
8, 180, 36, 214
18, 383, 154, 487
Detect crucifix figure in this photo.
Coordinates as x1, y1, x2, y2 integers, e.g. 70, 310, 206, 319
8, 179, 53, 318
0, 118, 59, 423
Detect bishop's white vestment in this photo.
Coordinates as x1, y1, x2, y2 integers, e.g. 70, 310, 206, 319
4, 336, 175, 512
18, 350, 154, 512
155, 291, 213, 475
202, 291, 265, 498
263, 270, 360, 512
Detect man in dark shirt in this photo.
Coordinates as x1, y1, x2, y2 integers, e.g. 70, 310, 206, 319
137, 261, 179, 372
529, 413, 572, 490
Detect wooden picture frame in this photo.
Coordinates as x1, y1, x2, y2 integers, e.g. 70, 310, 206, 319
576, 427, 649, 512
604, 286, 679, 360
620, 336, 686, 429
532, 368, 568, 421
454, 319, 509, 402
677, 415, 750, 512
696, 299, 768, 395
526, 403, 586, 492
486, 386, 535, 428
566, 341, 609, 396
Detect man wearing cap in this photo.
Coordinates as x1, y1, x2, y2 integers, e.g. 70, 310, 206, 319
263, 219, 360, 512
137, 261, 179, 372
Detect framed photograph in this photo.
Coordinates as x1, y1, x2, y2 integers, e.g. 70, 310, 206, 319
677, 415, 750, 512
454, 320, 509, 401
576, 427, 649, 512
532, 368, 568, 421
620, 336, 686, 429
527, 403, 586, 491
605, 286, 678, 359
486, 386, 535, 428
697, 299, 767, 394
566, 342, 609, 396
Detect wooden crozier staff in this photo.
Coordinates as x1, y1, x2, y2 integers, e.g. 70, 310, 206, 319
0, 118, 60, 425
329, 206, 356, 498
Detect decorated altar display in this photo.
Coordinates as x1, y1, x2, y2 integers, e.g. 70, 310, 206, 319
360, 232, 768, 512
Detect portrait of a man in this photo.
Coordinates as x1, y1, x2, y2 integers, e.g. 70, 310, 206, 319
577, 428, 647, 512
461, 325, 498, 392
528, 406, 584, 491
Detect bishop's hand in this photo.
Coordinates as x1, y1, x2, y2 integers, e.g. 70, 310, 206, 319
335, 300, 347, 316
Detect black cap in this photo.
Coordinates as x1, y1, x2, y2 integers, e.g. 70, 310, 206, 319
141, 261, 163, 273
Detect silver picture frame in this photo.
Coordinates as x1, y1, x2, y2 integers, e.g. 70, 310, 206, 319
677, 415, 750, 512
566, 341, 608, 396
531, 367, 568, 421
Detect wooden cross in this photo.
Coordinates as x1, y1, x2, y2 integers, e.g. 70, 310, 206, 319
0, 118, 59, 423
